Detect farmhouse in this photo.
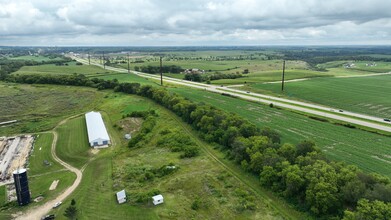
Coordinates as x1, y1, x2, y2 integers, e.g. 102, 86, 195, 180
116, 190, 126, 204
85, 111, 111, 148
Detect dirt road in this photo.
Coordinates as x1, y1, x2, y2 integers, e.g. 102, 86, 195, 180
15, 117, 83, 220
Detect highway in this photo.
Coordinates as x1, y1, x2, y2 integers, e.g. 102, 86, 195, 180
74, 56, 391, 133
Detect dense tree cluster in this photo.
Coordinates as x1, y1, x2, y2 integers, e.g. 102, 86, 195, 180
184, 72, 243, 82
134, 65, 183, 74
4, 74, 391, 219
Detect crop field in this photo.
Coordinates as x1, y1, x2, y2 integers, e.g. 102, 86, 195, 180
47, 91, 301, 220
12, 62, 114, 76
170, 87, 391, 177
0, 83, 105, 136
8, 55, 64, 62
318, 61, 391, 74
245, 74, 391, 118
55, 116, 91, 169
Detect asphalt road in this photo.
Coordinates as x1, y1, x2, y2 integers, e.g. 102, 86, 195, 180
74, 57, 391, 133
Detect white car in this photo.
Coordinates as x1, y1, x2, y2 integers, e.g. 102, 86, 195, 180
53, 201, 62, 208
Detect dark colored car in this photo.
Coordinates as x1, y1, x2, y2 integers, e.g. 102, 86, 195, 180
41, 214, 55, 220
384, 118, 391, 122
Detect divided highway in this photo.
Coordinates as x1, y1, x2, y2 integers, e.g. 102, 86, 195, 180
74, 57, 391, 133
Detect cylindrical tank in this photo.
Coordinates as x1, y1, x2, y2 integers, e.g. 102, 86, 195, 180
13, 168, 30, 206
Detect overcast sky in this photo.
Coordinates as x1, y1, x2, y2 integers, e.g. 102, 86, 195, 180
1, 0, 391, 46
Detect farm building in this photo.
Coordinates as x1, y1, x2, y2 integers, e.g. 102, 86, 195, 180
85, 111, 111, 148
152, 194, 164, 205
116, 190, 126, 204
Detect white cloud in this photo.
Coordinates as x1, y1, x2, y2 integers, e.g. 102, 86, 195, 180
0, 0, 391, 45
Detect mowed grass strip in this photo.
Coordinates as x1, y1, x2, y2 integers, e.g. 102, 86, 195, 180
170, 87, 391, 177
55, 116, 91, 169
28, 132, 64, 176
248, 74, 391, 118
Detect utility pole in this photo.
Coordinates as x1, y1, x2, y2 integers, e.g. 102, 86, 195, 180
281, 60, 286, 92
160, 56, 163, 86
88, 52, 90, 65
127, 53, 130, 73
103, 51, 106, 69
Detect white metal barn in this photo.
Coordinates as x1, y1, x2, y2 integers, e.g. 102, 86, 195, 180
152, 194, 164, 205
116, 190, 126, 204
85, 111, 111, 148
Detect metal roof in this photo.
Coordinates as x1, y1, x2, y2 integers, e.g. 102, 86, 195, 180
152, 194, 163, 201
85, 111, 110, 143
116, 190, 126, 200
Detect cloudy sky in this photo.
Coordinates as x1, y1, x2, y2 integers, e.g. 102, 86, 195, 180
1, 0, 391, 46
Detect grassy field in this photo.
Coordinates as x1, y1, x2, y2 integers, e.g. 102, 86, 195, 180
9, 55, 64, 62
318, 61, 391, 74
55, 116, 91, 169
47, 91, 302, 220
170, 87, 391, 177
0, 186, 5, 207
12, 62, 114, 76
0, 83, 105, 136
95, 73, 158, 85
0, 133, 76, 216
28, 133, 62, 176
245, 74, 391, 118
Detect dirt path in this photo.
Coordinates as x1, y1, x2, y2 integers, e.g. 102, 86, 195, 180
15, 116, 83, 220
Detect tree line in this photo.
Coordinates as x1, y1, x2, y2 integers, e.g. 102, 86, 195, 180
184, 72, 243, 82
134, 65, 183, 74
3, 73, 390, 219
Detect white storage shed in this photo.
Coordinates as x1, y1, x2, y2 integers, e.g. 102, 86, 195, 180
152, 194, 164, 205
116, 190, 126, 204
85, 111, 111, 148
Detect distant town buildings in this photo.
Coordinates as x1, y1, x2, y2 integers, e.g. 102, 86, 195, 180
183, 68, 205, 74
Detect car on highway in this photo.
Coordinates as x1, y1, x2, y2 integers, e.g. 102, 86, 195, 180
338, 110, 344, 112
53, 201, 62, 208
384, 118, 391, 122
41, 214, 55, 220
246, 91, 250, 93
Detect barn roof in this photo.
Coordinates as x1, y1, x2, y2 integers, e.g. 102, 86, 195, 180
85, 111, 110, 143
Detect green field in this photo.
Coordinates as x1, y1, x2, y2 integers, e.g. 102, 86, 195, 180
55, 116, 91, 169
13, 62, 114, 76
318, 61, 391, 74
0, 186, 5, 207
95, 73, 158, 85
170, 87, 391, 177
245, 74, 391, 118
0, 83, 105, 136
28, 133, 62, 176
46, 91, 302, 220
9, 55, 64, 62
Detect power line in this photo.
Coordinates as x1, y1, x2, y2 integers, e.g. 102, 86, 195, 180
281, 60, 286, 91
160, 56, 163, 86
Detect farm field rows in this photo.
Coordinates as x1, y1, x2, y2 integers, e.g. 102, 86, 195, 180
12, 62, 113, 76
170, 87, 391, 177
244, 74, 391, 118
